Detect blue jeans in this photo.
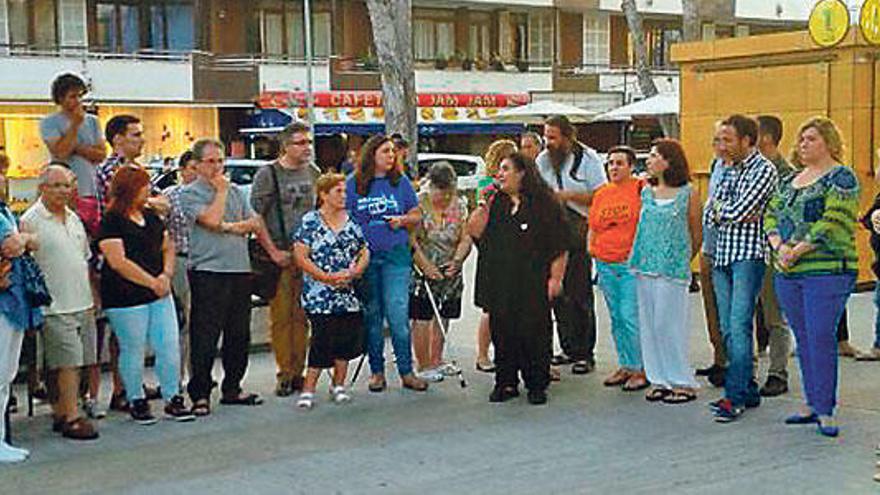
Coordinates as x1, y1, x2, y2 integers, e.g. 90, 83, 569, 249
363, 246, 414, 376
712, 260, 765, 407
775, 273, 854, 416
595, 261, 642, 370
105, 296, 180, 402
873, 284, 880, 349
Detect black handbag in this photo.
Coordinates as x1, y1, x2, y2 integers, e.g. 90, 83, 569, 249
249, 163, 287, 300
20, 253, 52, 307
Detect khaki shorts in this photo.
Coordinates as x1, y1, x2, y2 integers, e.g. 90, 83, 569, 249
43, 309, 98, 369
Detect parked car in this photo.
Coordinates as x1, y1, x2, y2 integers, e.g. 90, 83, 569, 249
152, 158, 270, 205
416, 153, 486, 205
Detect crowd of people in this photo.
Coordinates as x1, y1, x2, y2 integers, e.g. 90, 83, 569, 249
0, 73, 877, 478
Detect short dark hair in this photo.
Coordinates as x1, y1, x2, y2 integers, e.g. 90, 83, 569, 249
178, 150, 195, 169
427, 161, 456, 191
391, 133, 409, 149
651, 138, 690, 187
544, 115, 576, 141
105, 115, 141, 144
757, 115, 783, 146
722, 114, 758, 146
277, 122, 309, 145
51, 73, 87, 104
607, 145, 637, 166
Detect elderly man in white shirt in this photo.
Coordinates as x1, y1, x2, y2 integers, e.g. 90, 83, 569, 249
21, 165, 98, 440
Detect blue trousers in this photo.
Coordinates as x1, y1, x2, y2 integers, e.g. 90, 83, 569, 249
712, 260, 765, 407
775, 273, 854, 416
363, 246, 414, 377
596, 261, 643, 370
105, 296, 180, 402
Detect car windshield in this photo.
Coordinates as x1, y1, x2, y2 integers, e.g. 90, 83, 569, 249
227, 165, 258, 185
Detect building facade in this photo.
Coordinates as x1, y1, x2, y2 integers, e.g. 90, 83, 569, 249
0, 0, 809, 178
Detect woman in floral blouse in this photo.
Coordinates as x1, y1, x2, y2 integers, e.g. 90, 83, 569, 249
292, 173, 369, 409
764, 117, 859, 437
411, 162, 472, 382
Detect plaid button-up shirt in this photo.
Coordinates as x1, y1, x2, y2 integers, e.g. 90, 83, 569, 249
704, 149, 778, 267
164, 183, 190, 255
95, 154, 125, 217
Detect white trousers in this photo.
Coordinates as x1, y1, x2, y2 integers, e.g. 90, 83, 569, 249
0, 315, 24, 443
636, 274, 698, 389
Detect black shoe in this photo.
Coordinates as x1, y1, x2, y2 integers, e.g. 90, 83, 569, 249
571, 359, 595, 375
489, 386, 520, 403
130, 399, 158, 426
7, 393, 17, 414
164, 395, 195, 422
550, 354, 573, 366
527, 389, 547, 405
32, 385, 48, 401
695, 364, 724, 377
707, 367, 727, 388
109, 390, 130, 412
290, 376, 305, 394
745, 395, 762, 409
759, 376, 789, 397
143, 384, 162, 401
275, 378, 294, 397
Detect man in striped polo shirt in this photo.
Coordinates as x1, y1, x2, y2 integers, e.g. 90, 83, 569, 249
705, 114, 778, 423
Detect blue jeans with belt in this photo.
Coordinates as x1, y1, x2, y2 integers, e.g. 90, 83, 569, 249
363, 245, 414, 377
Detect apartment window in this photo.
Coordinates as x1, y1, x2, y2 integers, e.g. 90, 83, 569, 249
90, 1, 194, 53
6, 0, 27, 47
468, 12, 490, 60
628, 24, 679, 68
413, 9, 454, 61
59, 0, 87, 48
583, 12, 609, 70
254, 0, 331, 58
528, 11, 553, 66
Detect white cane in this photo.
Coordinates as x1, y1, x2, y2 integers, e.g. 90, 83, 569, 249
415, 266, 467, 388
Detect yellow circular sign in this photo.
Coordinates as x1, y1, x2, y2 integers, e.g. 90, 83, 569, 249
809, 0, 850, 47
861, 0, 880, 45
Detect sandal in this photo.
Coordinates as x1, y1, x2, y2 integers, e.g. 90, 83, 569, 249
61, 417, 99, 441
475, 360, 496, 373
646, 388, 672, 402
662, 389, 697, 404
603, 369, 631, 387
220, 393, 264, 406
401, 374, 429, 392
368, 374, 387, 393
296, 392, 315, 409
622, 373, 650, 392
191, 399, 211, 417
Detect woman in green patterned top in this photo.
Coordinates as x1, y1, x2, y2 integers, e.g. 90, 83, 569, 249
764, 117, 859, 438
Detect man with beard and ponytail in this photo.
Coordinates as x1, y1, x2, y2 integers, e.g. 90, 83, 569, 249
535, 115, 606, 376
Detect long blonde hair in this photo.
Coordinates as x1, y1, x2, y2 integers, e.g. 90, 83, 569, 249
790, 116, 845, 168
483, 139, 518, 177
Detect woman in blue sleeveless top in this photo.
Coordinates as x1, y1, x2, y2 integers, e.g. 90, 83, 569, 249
629, 139, 702, 405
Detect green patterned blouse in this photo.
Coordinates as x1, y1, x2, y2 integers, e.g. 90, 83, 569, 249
763, 165, 859, 277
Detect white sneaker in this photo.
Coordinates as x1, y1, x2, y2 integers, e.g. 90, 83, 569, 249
438, 362, 462, 376
0, 443, 27, 463
329, 386, 351, 404
417, 368, 445, 383
296, 392, 315, 410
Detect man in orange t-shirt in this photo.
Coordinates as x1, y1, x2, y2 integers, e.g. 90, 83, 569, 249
588, 146, 647, 391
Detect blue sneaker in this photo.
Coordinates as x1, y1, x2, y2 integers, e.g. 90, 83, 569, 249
816, 417, 839, 438
712, 399, 743, 423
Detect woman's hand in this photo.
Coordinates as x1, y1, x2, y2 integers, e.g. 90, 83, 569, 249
1, 233, 27, 259
423, 262, 444, 280
444, 259, 461, 278
547, 277, 563, 301
385, 215, 406, 230
151, 273, 172, 298
777, 244, 797, 270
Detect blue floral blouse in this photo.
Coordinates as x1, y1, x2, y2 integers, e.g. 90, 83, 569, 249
292, 210, 367, 315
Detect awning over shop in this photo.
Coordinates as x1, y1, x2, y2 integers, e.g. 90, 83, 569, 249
243, 91, 529, 136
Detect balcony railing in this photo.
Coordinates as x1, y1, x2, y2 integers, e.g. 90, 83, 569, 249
0, 44, 194, 62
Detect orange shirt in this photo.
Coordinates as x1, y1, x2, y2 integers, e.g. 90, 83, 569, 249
588, 178, 644, 263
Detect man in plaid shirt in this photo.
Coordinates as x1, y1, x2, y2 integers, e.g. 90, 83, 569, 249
705, 114, 778, 423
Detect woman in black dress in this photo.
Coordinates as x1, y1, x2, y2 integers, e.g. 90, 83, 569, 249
467, 152, 572, 405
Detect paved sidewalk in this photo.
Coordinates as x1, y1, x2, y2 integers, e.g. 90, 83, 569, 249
3, 260, 879, 494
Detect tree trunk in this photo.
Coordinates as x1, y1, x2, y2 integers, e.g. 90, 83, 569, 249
681, 0, 700, 43
620, 0, 679, 138
365, 0, 418, 168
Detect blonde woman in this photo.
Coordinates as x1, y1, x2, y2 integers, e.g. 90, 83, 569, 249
472, 139, 517, 372
765, 117, 859, 437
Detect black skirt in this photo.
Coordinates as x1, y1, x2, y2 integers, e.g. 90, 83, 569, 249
306, 312, 364, 369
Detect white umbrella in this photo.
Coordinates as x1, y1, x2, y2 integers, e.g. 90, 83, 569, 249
489, 100, 597, 124
594, 93, 679, 122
